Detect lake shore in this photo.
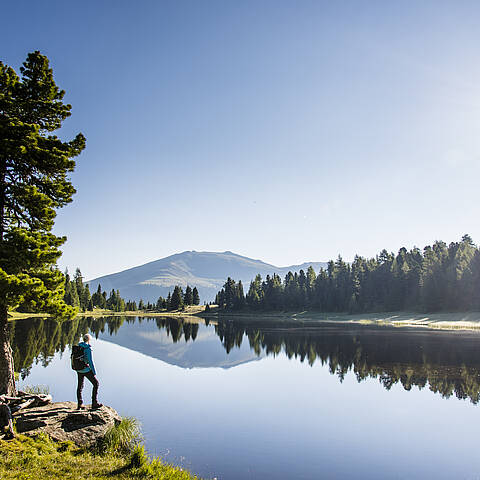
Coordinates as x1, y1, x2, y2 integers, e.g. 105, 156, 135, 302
202, 309, 480, 331
7, 306, 206, 321
9, 307, 480, 331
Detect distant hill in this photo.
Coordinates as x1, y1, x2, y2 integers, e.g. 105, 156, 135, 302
87, 250, 327, 303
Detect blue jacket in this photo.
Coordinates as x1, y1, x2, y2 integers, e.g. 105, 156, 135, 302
77, 342, 96, 375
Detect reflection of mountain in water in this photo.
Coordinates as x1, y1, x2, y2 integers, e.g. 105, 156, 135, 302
96, 318, 264, 369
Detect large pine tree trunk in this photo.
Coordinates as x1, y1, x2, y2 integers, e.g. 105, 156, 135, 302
0, 307, 16, 396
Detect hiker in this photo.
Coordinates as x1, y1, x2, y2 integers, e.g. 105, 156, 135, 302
0, 395, 15, 439
76, 333, 103, 410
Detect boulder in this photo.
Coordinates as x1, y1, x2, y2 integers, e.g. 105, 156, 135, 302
14, 401, 121, 447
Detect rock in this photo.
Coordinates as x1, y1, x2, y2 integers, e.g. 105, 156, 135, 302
14, 401, 121, 447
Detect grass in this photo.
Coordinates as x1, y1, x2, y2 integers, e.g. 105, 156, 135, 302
21, 385, 50, 395
0, 419, 201, 480
96, 417, 142, 455
7, 311, 53, 320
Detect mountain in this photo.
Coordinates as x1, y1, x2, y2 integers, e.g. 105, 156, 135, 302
87, 250, 327, 303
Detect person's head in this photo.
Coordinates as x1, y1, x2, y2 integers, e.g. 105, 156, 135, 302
83, 333, 92, 344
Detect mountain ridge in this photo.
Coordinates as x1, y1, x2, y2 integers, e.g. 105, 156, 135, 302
87, 250, 327, 303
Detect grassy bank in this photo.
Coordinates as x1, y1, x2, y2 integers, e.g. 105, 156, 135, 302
75, 305, 206, 318
0, 424, 200, 480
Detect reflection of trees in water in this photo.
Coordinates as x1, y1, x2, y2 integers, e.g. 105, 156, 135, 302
215, 320, 480, 404
10, 317, 90, 379
10, 316, 480, 403
10, 316, 124, 379
10, 316, 201, 379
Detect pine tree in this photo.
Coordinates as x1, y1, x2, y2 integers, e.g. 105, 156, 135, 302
82, 284, 91, 312
170, 286, 184, 310
0, 52, 85, 394
64, 270, 74, 306
74, 268, 84, 308
91, 284, 102, 307
166, 292, 171, 310
192, 287, 200, 305
184, 285, 193, 305
156, 297, 164, 311
101, 291, 107, 309
234, 280, 245, 310
70, 280, 80, 308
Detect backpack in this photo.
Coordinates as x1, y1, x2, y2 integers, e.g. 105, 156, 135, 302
71, 344, 89, 371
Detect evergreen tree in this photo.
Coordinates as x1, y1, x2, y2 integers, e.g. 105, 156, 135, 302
156, 297, 165, 311
73, 268, 84, 308
223, 278, 237, 310
70, 280, 80, 308
101, 291, 107, 308
91, 284, 102, 307
0, 52, 85, 394
166, 292, 171, 310
82, 284, 91, 312
246, 274, 263, 308
64, 270, 74, 306
234, 280, 245, 310
192, 287, 200, 305
171, 286, 184, 310
184, 285, 193, 305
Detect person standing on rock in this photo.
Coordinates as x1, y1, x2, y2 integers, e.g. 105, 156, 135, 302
76, 334, 103, 410
0, 395, 15, 439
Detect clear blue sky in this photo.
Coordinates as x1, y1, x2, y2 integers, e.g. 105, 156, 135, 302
3, 1, 480, 280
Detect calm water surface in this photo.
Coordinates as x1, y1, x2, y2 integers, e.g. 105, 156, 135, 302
10, 316, 480, 479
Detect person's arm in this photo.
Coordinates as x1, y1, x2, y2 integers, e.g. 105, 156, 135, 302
85, 347, 96, 375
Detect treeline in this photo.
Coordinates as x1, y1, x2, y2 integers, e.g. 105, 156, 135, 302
63, 268, 200, 312
215, 235, 480, 313
148, 285, 200, 312
63, 268, 133, 312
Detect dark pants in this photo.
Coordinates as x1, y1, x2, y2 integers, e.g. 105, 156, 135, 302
76, 371, 99, 404
0, 403, 12, 428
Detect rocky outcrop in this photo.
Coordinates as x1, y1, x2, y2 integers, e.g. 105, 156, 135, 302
14, 401, 121, 447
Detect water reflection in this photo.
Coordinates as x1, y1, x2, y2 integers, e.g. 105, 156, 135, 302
10, 316, 480, 403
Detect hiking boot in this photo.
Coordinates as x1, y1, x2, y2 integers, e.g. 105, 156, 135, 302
77, 403, 86, 410
4, 431, 14, 440
91, 402, 103, 409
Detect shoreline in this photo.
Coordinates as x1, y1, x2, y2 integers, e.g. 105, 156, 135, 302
9, 308, 480, 331
7, 306, 206, 321
201, 310, 480, 331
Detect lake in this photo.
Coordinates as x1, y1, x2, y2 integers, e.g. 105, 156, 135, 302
10, 315, 480, 479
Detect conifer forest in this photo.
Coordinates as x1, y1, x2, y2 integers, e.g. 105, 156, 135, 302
215, 235, 480, 313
